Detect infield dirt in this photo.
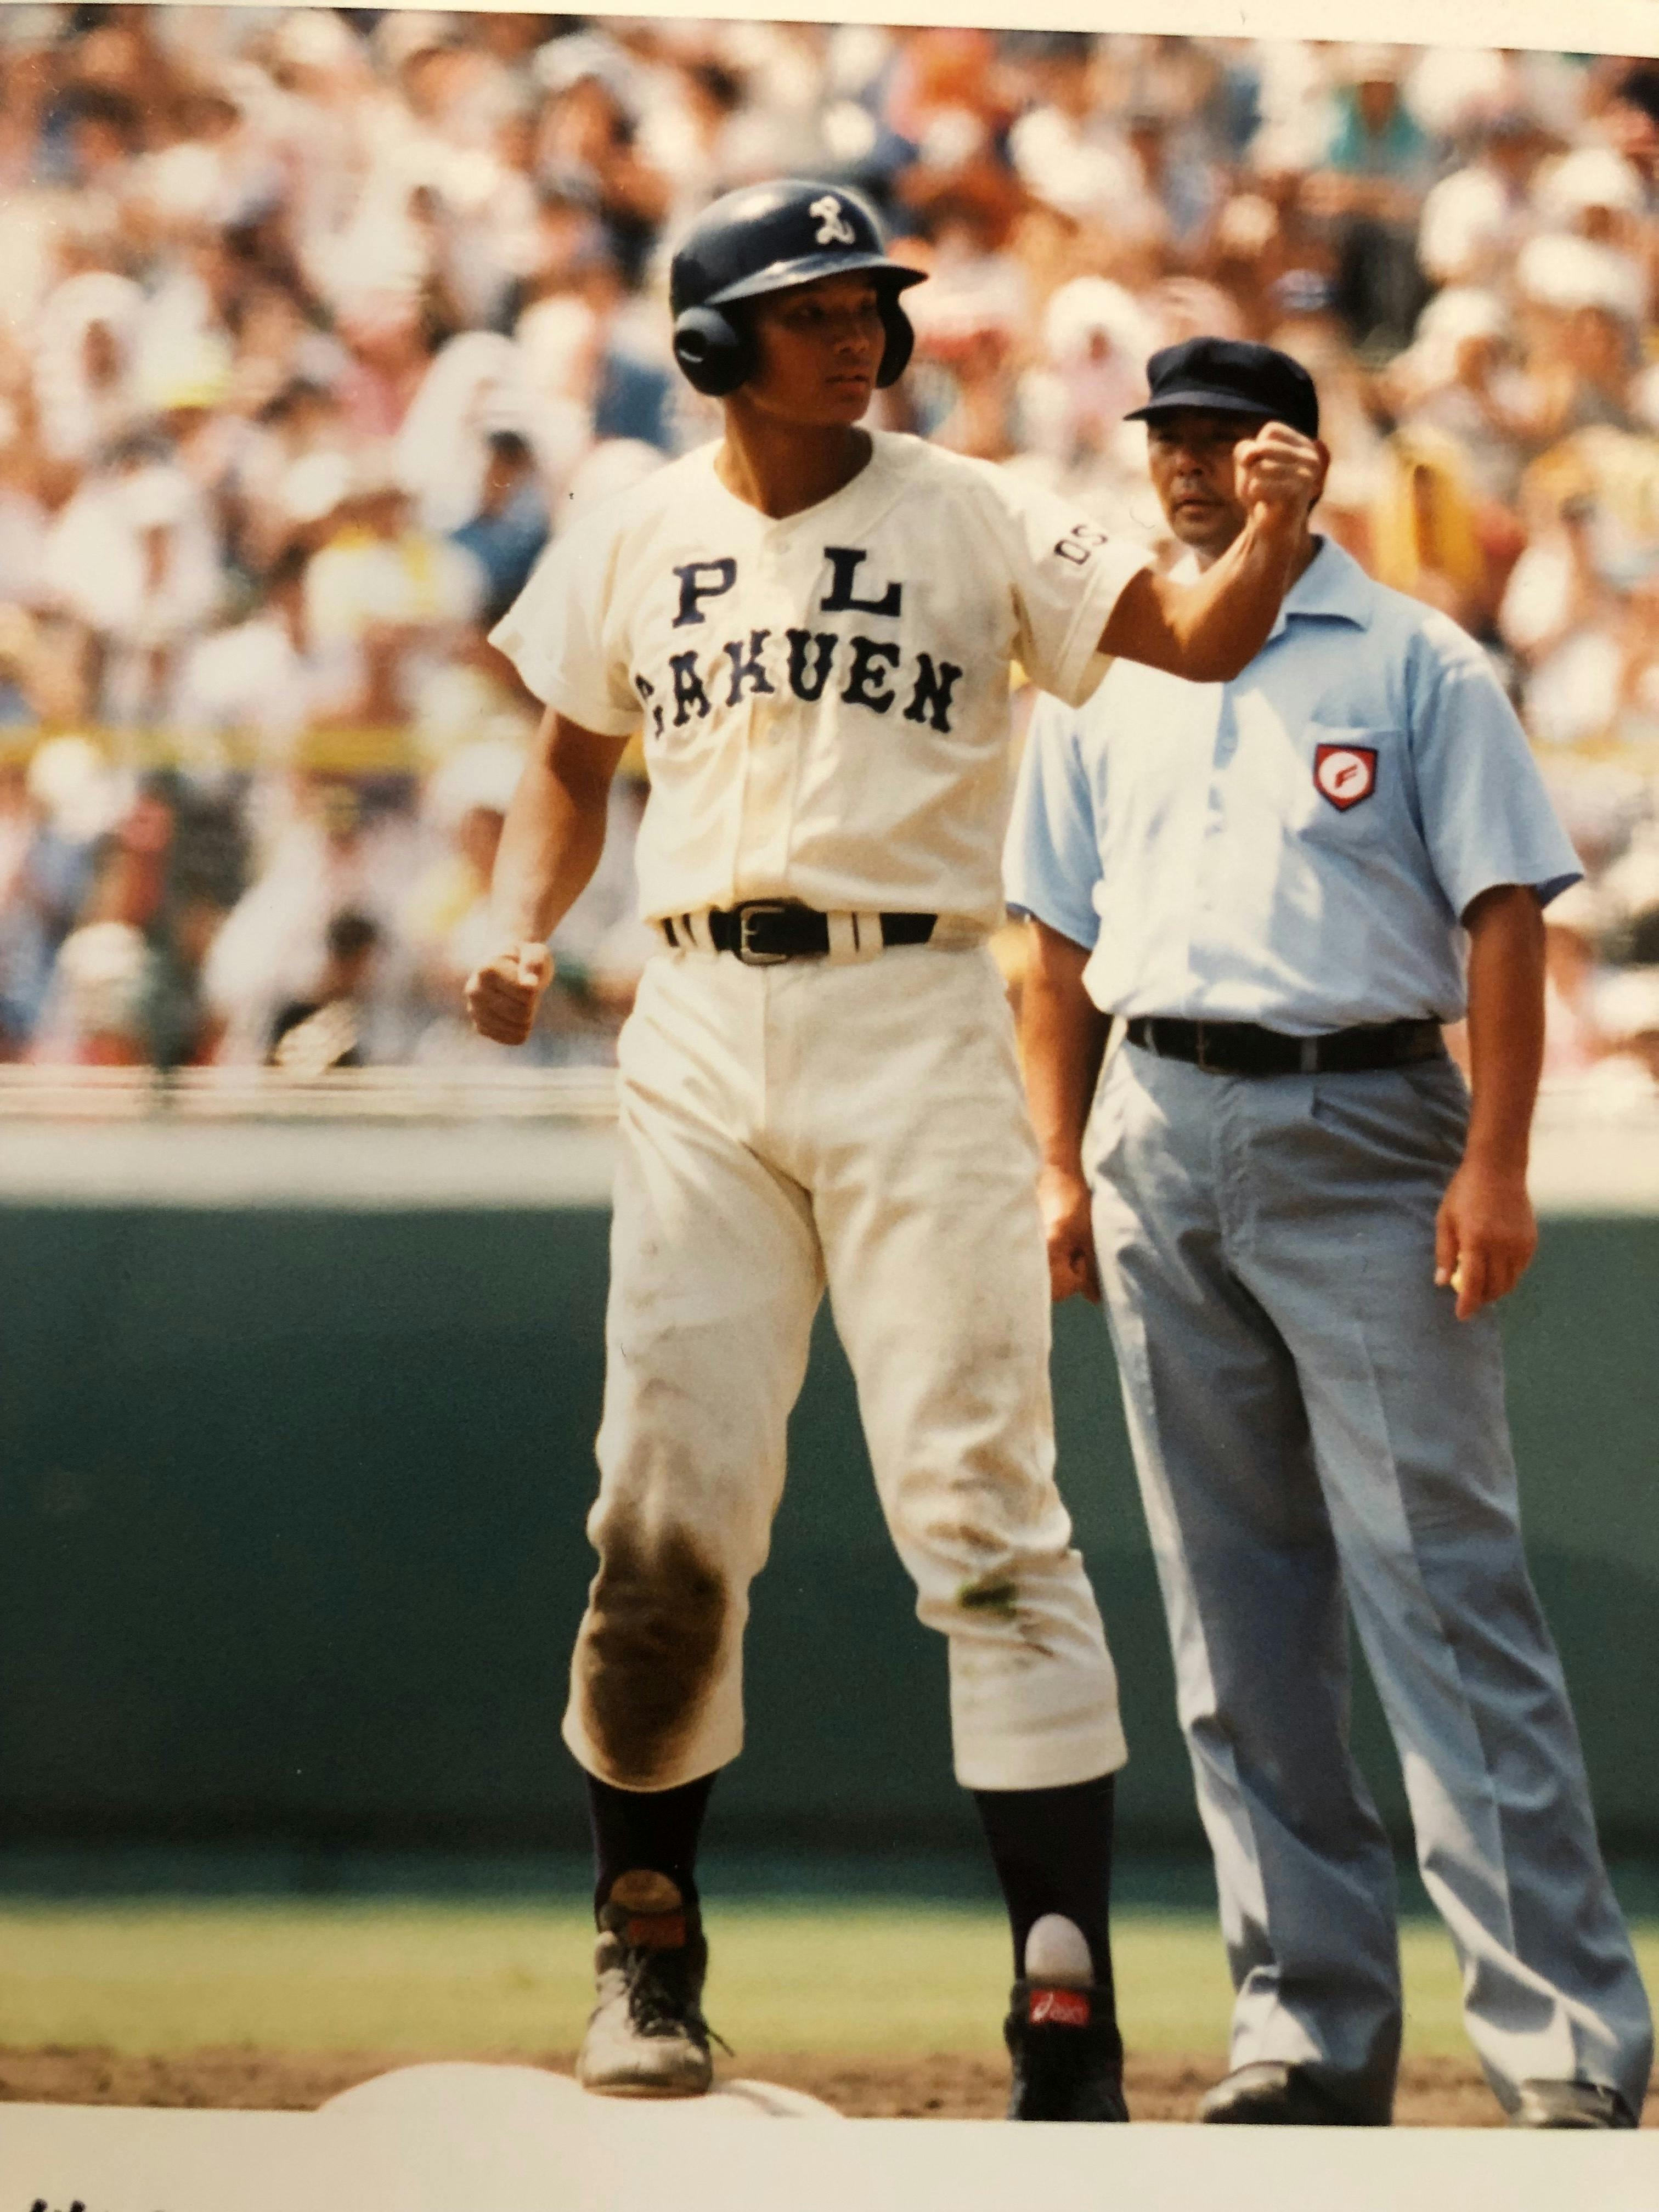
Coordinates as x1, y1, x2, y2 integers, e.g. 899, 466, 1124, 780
1, 2049, 1655, 2125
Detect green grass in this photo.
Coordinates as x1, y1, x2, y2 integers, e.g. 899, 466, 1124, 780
1, 1904, 1655, 2061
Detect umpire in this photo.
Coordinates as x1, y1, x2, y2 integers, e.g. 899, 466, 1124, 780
1006, 337, 1654, 2129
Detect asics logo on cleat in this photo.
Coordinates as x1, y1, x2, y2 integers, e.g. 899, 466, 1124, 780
623, 1912, 687, 1950
1029, 1987, 1091, 2028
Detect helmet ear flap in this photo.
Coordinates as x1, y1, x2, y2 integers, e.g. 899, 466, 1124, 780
875, 298, 915, 388
673, 304, 750, 397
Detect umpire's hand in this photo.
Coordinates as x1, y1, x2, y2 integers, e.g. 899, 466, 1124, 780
1039, 1166, 1102, 1305
1434, 1157, 1538, 1322
465, 941, 555, 1046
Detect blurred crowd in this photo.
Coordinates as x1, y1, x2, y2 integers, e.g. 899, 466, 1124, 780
1, 11, 1657, 1096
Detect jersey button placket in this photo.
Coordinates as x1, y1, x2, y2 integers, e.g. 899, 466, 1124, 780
763, 532, 807, 882
732, 534, 795, 891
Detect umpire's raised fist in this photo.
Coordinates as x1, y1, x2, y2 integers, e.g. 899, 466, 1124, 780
465, 941, 555, 1046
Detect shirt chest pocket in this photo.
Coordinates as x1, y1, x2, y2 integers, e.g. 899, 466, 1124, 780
1282, 723, 1402, 845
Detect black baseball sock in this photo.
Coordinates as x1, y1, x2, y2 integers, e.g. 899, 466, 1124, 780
586, 1769, 717, 1922
972, 1771, 1119, 2000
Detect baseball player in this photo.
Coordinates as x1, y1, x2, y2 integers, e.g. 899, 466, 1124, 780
466, 185, 1320, 2117
1007, 336, 1654, 2130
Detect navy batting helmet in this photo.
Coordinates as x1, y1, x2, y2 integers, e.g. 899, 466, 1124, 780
668, 178, 926, 398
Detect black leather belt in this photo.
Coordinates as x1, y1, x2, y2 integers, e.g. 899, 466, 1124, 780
659, 902, 937, 964
1124, 1015, 1446, 1077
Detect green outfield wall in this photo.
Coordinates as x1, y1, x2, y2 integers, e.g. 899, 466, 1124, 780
1, 1198, 1656, 1856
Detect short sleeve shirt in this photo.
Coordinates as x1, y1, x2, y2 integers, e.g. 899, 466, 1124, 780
489, 432, 1149, 930
1004, 537, 1582, 1034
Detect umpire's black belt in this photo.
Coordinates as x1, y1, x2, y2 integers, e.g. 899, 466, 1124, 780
1125, 1015, 1446, 1077
660, 902, 936, 964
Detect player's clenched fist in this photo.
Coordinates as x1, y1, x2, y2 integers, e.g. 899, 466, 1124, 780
465, 941, 554, 1046
1234, 421, 1324, 529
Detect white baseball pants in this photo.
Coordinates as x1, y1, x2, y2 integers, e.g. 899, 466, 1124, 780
562, 939, 1126, 1795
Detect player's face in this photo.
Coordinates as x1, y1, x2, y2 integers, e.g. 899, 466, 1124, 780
742, 274, 887, 426
1146, 409, 1268, 558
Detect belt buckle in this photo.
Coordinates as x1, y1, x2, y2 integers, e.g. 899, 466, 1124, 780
735, 900, 793, 966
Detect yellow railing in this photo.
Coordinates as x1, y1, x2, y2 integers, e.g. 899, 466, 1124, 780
1, 725, 436, 776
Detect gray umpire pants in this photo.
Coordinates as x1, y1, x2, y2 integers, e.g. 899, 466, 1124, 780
1086, 1040, 1652, 2121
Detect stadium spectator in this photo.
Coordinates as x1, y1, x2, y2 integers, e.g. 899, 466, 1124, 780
1499, 479, 1626, 741
1311, 45, 1436, 352
170, 543, 355, 768
1417, 110, 1550, 291
533, 35, 671, 289
402, 733, 522, 1052
267, 904, 381, 1074
301, 449, 483, 724
40, 446, 222, 727
33, 775, 236, 1069
450, 431, 550, 629
1542, 880, 1615, 1080
202, 771, 414, 1068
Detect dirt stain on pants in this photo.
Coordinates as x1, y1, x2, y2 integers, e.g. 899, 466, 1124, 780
574, 1508, 728, 1787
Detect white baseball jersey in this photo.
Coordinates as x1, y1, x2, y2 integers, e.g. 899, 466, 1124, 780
489, 430, 1149, 933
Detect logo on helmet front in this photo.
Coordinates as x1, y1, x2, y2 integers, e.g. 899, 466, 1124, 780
810, 195, 857, 246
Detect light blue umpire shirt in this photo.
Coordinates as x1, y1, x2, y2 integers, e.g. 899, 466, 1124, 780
1005, 535, 1582, 1035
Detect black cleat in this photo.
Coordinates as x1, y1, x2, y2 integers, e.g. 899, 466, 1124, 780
1511, 2079, 1639, 2130
1004, 1978, 1128, 2121
1197, 2060, 1385, 2125
576, 1870, 717, 2098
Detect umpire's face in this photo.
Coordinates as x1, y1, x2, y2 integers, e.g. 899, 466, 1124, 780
1146, 407, 1269, 562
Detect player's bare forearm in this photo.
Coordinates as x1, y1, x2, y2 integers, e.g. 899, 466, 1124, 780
465, 712, 629, 1046
1101, 516, 1297, 683
1434, 882, 1545, 1320
1021, 919, 1110, 1303
1098, 423, 1324, 682
492, 712, 627, 942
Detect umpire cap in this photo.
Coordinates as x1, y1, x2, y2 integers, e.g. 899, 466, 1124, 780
669, 178, 926, 397
1125, 337, 1320, 439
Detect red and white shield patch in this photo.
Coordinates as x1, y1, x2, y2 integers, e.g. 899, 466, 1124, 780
1313, 743, 1378, 811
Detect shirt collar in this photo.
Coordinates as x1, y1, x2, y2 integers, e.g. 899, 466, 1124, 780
1268, 535, 1374, 639
1169, 534, 1374, 646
